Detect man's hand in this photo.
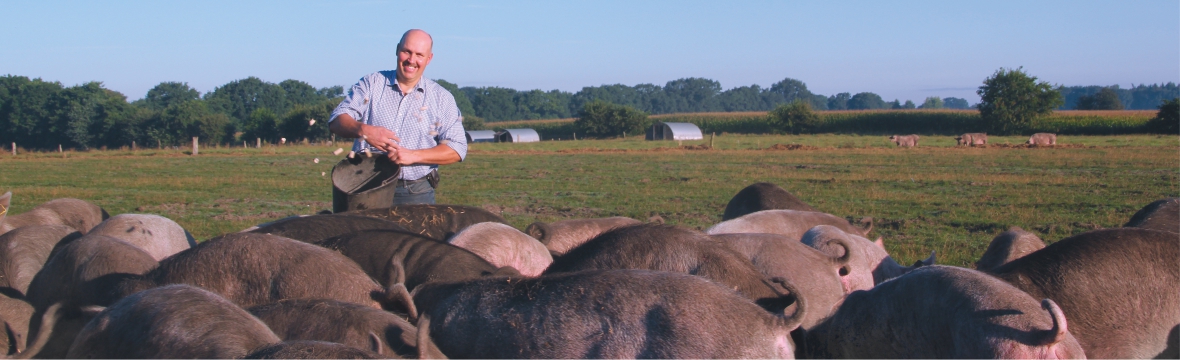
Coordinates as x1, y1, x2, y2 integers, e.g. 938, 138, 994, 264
329, 114, 401, 152
387, 143, 461, 166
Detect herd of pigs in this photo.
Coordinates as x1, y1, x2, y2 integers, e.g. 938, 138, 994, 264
0, 183, 1176, 359
889, 132, 1059, 147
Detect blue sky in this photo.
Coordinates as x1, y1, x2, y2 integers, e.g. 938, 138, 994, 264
2, 1, 1177, 104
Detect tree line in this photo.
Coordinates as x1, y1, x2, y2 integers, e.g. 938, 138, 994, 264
449, 77, 976, 122
2, 72, 1175, 150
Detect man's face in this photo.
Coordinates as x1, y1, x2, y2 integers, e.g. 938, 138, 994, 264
397, 31, 433, 84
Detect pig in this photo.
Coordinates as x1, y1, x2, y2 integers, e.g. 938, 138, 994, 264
67, 284, 282, 359
802, 265, 1086, 359
711, 232, 852, 329
345, 204, 509, 240
108, 232, 415, 315
975, 226, 1045, 272
545, 224, 796, 313
412, 269, 806, 359
25, 234, 158, 312
317, 229, 520, 293
21, 234, 159, 358
706, 209, 873, 239
0, 225, 81, 296
446, 222, 553, 277
0, 294, 34, 355
722, 182, 819, 221
525, 217, 642, 256
249, 298, 438, 359
956, 132, 988, 146
989, 228, 1180, 359
1124, 197, 1178, 233
1028, 132, 1058, 145
0, 192, 108, 236
246, 214, 411, 243
243, 341, 382, 359
85, 213, 193, 261
801, 225, 935, 289
888, 134, 919, 147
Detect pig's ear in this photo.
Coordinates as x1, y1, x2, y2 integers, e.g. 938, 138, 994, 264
369, 331, 384, 355
921, 251, 937, 266
874, 237, 885, 249
373, 283, 417, 322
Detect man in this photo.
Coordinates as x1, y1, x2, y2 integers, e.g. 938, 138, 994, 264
329, 29, 467, 206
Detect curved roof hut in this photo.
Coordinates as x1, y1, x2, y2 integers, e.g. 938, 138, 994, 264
497, 129, 541, 143
646, 122, 703, 141
465, 130, 497, 143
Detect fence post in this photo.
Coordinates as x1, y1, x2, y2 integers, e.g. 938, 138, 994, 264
132, 141, 136, 151
710, 132, 715, 149
256, 138, 261, 149
11, 142, 15, 156
192, 137, 199, 155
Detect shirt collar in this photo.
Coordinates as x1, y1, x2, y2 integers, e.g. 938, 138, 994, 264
389, 72, 429, 94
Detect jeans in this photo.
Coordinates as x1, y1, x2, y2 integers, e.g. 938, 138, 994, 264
393, 179, 435, 205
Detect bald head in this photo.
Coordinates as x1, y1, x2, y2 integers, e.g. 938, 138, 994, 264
398, 29, 433, 54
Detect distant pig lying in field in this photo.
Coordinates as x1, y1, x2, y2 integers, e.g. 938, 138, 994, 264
0, 192, 108, 236
1027, 132, 1058, 145
956, 132, 988, 146
803, 265, 1086, 359
722, 182, 819, 221
888, 134, 919, 147
413, 269, 806, 359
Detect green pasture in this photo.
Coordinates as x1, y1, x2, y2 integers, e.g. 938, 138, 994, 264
1, 134, 1176, 267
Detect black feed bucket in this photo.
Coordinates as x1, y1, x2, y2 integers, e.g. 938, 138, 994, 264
331, 156, 401, 213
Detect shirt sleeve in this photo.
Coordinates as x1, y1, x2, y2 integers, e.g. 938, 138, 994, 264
433, 92, 468, 161
330, 74, 372, 123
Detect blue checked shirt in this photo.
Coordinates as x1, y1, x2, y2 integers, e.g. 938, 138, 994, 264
330, 71, 468, 181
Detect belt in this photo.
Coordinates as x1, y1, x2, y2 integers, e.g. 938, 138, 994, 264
395, 177, 428, 187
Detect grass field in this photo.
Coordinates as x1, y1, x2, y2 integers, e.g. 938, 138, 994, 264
1, 134, 1176, 268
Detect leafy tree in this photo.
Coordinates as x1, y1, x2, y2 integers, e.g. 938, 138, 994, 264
317, 85, 345, 98
768, 78, 813, 104
574, 100, 648, 138
977, 67, 1063, 134
515, 89, 570, 119
920, 97, 943, 109
1145, 98, 1178, 134
279, 99, 336, 142
138, 82, 200, 110
143, 100, 230, 147
827, 92, 851, 110
466, 86, 518, 121
888, 100, 902, 109
943, 97, 971, 109
847, 92, 887, 110
204, 77, 291, 126
718, 85, 766, 112
663, 78, 721, 113
1075, 87, 1124, 110
768, 100, 819, 134
239, 108, 281, 143
903, 100, 916, 109
0, 76, 64, 149
279, 79, 323, 107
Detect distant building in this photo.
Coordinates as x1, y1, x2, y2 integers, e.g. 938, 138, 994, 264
465, 130, 496, 143
497, 128, 541, 143
646, 122, 703, 141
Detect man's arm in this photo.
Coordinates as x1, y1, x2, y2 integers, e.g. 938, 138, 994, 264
389, 143, 460, 165
329, 114, 401, 152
